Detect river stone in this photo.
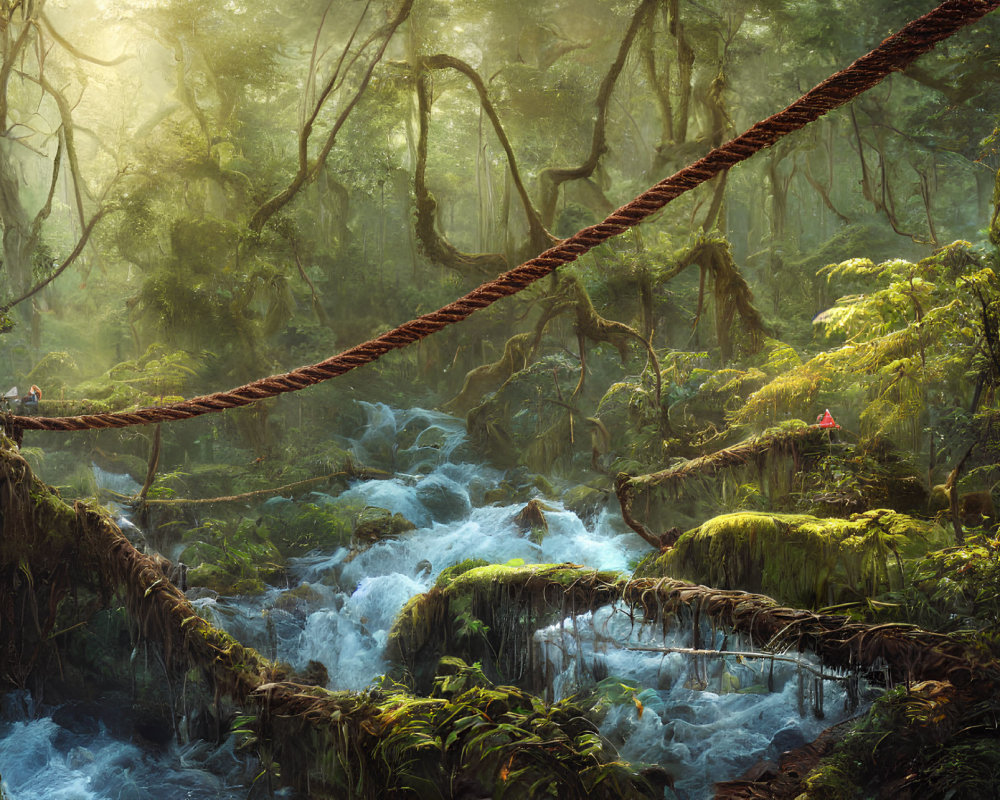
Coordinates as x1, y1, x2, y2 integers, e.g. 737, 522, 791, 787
771, 724, 808, 754
415, 474, 472, 523
354, 506, 416, 541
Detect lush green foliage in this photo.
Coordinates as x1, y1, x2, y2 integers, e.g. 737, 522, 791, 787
1, 1, 999, 797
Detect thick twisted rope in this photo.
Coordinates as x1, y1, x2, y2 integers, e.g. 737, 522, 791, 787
10, 0, 998, 435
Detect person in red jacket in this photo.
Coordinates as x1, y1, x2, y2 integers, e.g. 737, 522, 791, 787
815, 409, 839, 429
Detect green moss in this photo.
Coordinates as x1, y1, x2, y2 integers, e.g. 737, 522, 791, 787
562, 483, 608, 520
180, 516, 285, 595
353, 506, 415, 542
434, 558, 492, 589
265, 501, 357, 556
389, 563, 622, 691
180, 540, 226, 565
187, 563, 238, 594
634, 510, 951, 609
273, 582, 324, 612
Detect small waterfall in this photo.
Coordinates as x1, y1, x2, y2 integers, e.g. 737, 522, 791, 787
533, 604, 875, 799
195, 403, 646, 690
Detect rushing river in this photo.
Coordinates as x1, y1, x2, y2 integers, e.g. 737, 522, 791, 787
0, 403, 876, 799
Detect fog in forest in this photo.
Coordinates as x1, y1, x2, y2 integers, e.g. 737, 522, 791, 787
0, 0, 998, 798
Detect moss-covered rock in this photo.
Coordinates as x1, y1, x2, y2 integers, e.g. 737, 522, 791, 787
433, 558, 492, 589
272, 582, 325, 613
186, 563, 263, 595
632, 510, 951, 609
513, 498, 552, 544
353, 505, 416, 542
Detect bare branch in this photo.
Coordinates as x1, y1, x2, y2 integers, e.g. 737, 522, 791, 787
413, 72, 507, 278
423, 53, 554, 252
31, 72, 89, 227
538, 0, 655, 227
1, 205, 114, 314
249, 0, 413, 234
40, 12, 132, 67
27, 125, 60, 246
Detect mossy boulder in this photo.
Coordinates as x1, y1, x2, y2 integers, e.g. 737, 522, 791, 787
186, 563, 266, 595
513, 499, 552, 544
271, 582, 325, 614
354, 506, 416, 542
632, 510, 951, 609
434, 558, 492, 589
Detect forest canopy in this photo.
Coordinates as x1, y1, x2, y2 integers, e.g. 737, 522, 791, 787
1, 0, 1000, 797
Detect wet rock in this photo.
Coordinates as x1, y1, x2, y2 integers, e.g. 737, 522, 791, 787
483, 482, 523, 505
261, 495, 295, 513
354, 506, 416, 542
291, 659, 329, 687
186, 563, 265, 596
771, 724, 808, 754
415, 475, 471, 523
134, 713, 174, 749
272, 582, 324, 614
184, 586, 219, 602
51, 703, 101, 736
562, 484, 607, 521
67, 745, 95, 769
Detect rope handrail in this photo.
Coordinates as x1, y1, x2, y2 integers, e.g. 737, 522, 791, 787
7, 0, 997, 436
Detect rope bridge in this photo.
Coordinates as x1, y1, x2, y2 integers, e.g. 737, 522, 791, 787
5, 0, 997, 438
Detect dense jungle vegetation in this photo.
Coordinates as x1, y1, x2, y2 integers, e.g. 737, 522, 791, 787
1, 0, 1000, 797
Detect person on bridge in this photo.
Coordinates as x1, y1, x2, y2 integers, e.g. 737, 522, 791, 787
20, 385, 41, 415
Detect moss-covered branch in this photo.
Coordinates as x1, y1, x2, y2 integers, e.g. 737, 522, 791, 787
445, 331, 538, 414
249, 0, 413, 234
625, 424, 829, 494
389, 562, 994, 691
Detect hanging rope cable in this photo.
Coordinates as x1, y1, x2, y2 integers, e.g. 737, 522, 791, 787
6, 0, 997, 436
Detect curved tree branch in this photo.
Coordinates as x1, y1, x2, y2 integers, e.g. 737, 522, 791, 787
413, 71, 507, 278
538, 0, 656, 228
1, 206, 114, 314
0, 12, 35, 125
35, 72, 88, 227
249, 0, 413, 234
423, 53, 554, 254
40, 12, 131, 67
